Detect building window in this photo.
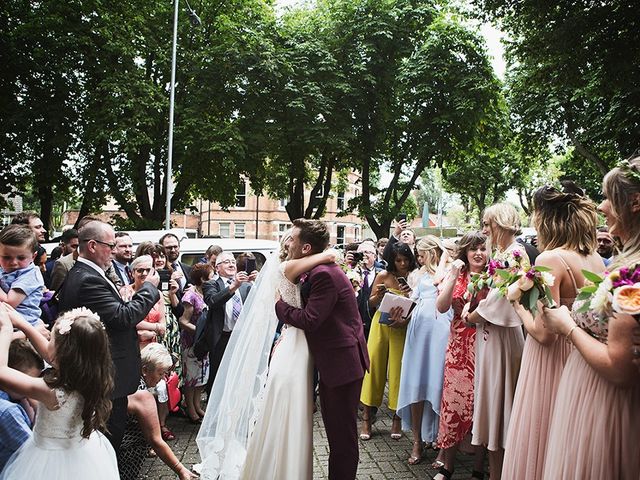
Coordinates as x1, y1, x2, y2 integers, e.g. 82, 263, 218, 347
234, 223, 246, 239
277, 223, 292, 241
315, 185, 324, 198
278, 198, 287, 210
337, 191, 345, 211
219, 222, 230, 238
354, 226, 360, 242
235, 181, 247, 208
337, 225, 345, 245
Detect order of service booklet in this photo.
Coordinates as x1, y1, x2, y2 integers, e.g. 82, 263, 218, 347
378, 292, 416, 325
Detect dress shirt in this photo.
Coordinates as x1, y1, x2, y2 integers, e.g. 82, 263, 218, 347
223, 278, 243, 332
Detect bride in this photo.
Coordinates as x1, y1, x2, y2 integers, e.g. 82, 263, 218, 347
196, 232, 336, 479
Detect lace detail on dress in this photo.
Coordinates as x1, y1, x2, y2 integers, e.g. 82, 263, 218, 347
34, 388, 84, 442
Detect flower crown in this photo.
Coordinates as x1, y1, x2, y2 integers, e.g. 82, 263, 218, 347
618, 159, 640, 185
55, 307, 102, 335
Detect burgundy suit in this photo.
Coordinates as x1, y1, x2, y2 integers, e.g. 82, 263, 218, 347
276, 263, 369, 480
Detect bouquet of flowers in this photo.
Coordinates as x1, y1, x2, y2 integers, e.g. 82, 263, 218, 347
467, 249, 527, 298
576, 265, 640, 322
494, 265, 556, 315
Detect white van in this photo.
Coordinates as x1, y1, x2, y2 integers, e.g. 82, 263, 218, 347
176, 238, 279, 270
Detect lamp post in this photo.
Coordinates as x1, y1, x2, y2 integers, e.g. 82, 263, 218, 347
165, 0, 201, 230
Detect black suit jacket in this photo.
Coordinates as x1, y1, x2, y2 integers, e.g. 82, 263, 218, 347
202, 277, 251, 353
58, 260, 160, 399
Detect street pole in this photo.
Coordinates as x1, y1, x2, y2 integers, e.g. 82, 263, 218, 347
165, 0, 179, 230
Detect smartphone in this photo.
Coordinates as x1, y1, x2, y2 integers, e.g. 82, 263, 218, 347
397, 213, 407, 222
245, 257, 257, 274
397, 276, 410, 289
158, 269, 171, 291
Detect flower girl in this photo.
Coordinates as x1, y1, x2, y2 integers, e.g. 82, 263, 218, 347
0, 303, 118, 479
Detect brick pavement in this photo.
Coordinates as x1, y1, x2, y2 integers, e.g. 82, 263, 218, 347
140, 397, 482, 479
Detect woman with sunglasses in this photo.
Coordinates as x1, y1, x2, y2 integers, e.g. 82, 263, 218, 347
123, 255, 167, 350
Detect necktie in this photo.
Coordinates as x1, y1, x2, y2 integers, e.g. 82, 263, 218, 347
363, 269, 369, 289
228, 279, 242, 321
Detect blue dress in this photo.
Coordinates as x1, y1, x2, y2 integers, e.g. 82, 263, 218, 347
396, 272, 452, 442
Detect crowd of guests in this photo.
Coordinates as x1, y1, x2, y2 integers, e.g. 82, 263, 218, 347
0, 212, 264, 479
344, 159, 640, 480
0, 156, 639, 480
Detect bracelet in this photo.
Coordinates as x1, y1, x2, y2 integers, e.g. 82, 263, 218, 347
172, 460, 182, 472
565, 324, 578, 342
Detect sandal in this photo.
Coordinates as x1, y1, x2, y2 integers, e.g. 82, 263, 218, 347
390, 415, 402, 440
161, 426, 176, 441
407, 441, 424, 465
434, 466, 454, 480
359, 415, 372, 441
431, 460, 445, 469
471, 470, 485, 480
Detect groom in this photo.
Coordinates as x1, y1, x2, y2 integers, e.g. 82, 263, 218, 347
275, 218, 369, 480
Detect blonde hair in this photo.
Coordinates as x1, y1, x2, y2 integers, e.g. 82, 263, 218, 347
604, 156, 640, 268
483, 203, 520, 251
531, 184, 598, 255
140, 343, 173, 371
415, 235, 443, 275
279, 229, 293, 262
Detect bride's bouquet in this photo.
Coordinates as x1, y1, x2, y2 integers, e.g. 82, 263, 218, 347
495, 265, 556, 315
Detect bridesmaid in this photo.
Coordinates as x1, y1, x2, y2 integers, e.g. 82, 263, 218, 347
542, 158, 640, 479
360, 242, 418, 440
464, 203, 527, 480
434, 232, 487, 480
396, 236, 452, 465
502, 183, 604, 479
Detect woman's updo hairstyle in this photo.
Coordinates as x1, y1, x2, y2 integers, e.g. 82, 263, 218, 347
531, 180, 598, 255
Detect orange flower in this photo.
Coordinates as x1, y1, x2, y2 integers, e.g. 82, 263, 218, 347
612, 283, 640, 315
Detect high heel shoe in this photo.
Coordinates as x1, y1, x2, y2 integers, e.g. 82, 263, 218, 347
359, 414, 373, 440
390, 415, 402, 440
407, 441, 424, 465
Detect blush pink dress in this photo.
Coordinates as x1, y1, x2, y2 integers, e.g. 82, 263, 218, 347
542, 297, 640, 479
501, 256, 577, 479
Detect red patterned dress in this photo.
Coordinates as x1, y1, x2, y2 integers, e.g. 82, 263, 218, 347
437, 274, 477, 449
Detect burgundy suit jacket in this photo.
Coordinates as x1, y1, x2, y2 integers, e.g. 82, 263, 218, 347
275, 263, 370, 387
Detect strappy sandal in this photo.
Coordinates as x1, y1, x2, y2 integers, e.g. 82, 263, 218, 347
390, 415, 402, 440
430, 460, 445, 469
407, 441, 424, 465
359, 415, 373, 441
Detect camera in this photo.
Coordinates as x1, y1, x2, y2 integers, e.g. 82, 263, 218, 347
352, 251, 364, 263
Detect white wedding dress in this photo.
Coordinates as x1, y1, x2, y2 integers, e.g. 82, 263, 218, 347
0, 388, 118, 479
240, 262, 313, 479
197, 255, 313, 480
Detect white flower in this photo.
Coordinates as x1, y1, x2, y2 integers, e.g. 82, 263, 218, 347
541, 271, 555, 288
506, 282, 523, 302
590, 277, 613, 315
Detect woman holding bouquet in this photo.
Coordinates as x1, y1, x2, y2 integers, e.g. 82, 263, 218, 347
542, 158, 640, 479
433, 232, 487, 480
462, 203, 526, 480
502, 182, 605, 480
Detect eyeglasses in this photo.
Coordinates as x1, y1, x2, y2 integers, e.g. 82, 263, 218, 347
90, 239, 116, 249
135, 268, 152, 274
217, 259, 236, 265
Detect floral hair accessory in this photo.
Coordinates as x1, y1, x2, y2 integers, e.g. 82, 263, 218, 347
55, 307, 102, 335
617, 159, 640, 185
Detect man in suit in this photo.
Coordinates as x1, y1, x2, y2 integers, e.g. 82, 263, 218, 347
57, 220, 160, 451
354, 241, 382, 340
160, 233, 191, 290
202, 251, 255, 395
111, 232, 133, 286
275, 218, 369, 480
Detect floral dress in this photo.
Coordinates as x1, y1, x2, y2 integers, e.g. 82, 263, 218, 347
437, 274, 477, 449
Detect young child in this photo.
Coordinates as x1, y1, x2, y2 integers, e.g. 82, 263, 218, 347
0, 303, 118, 479
0, 225, 45, 327
0, 339, 44, 470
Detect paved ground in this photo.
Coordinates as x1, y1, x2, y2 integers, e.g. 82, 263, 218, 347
141, 396, 483, 479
